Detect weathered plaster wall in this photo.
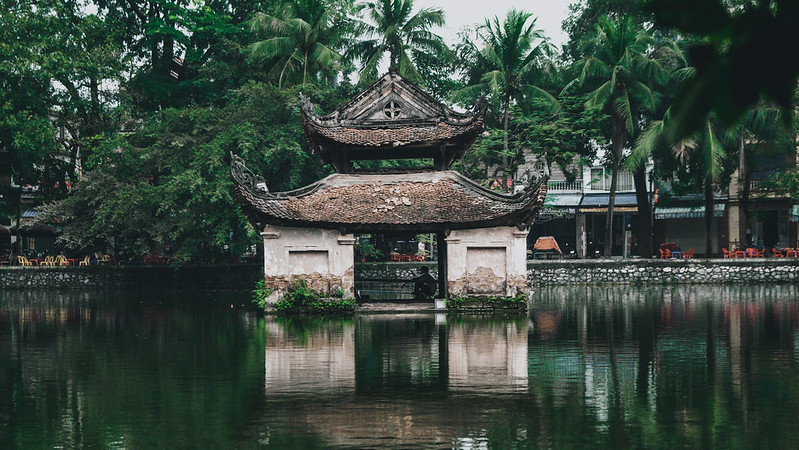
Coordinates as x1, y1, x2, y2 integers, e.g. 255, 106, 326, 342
446, 227, 529, 298
527, 258, 799, 285
262, 225, 355, 304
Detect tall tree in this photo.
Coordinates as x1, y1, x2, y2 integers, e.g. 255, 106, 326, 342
632, 110, 730, 257
648, 0, 799, 141
567, 15, 664, 257
347, 0, 448, 83
561, 0, 648, 61
248, 0, 344, 88
37, 82, 337, 262
453, 9, 556, 190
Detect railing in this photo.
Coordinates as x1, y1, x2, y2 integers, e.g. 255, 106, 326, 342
547, 180, 583, 192
354, 278, 416, 301
587, 171, 635, 192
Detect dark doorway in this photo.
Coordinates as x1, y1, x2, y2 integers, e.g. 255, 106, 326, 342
354, 232, 444, 302
762, 210, 779, 249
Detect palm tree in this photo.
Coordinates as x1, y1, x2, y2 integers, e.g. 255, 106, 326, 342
567, 15, 664, 257
628, 40, 790, 257
248, 0, 342, 88
632, 109, 728, 257
347, 0, 448, 82
453, 9, 555, 189
729, 105, 789, 248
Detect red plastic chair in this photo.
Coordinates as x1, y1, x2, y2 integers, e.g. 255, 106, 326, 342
684, 249, 695, 259
658, 248, 671, 259
721, 248, 733, 258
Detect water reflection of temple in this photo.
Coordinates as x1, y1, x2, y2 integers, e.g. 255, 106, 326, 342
264, 316, 530, 395
260, 284, 799, 446
262, 315, 530, 446
5, 286, 799, 447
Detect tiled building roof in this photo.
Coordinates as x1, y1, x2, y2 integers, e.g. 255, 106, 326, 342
300, 71, 485, 169
231, 155, 547, 232
301, 115, 485, 148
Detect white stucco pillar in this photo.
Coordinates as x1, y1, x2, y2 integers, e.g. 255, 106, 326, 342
261, 225, 355, 306
445, 226, 530, 299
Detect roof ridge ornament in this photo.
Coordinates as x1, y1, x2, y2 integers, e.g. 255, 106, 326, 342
524, 156, 550, 192
230, 152, 269, 194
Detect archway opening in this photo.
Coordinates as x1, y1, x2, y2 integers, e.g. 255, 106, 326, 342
354, 231, 446, 302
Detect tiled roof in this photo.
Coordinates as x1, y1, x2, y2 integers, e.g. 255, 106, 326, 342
300, 71, 485, 151
231, 155, 547, 232
302, 115, 485, 148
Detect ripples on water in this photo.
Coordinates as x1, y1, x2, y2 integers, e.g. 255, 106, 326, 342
1, 284, 799, 448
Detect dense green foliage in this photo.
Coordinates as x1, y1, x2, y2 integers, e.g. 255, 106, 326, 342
2, 0, 797, 260
274, 278, 356, 314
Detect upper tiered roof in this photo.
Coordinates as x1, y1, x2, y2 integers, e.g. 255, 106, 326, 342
300, 70, 486, 172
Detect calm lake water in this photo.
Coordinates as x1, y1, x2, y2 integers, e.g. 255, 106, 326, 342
2, 284, 799, 448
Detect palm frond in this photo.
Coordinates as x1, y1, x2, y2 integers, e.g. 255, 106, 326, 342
585, 80, 612, 110
613, 89, 634, 133
704, 120, 727, 182
628, 119, 664, 170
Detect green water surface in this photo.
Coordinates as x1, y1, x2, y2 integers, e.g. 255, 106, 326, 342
1, 284, 798, 448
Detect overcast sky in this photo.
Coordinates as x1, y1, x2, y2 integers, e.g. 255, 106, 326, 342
414, 0, 575, 49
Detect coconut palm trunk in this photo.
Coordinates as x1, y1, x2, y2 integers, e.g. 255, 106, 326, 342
738, 133, 750, 246
704, 177, 714, 258
604, 116, 626, 257
503, 94, 511, 190
633, 165, 653, 257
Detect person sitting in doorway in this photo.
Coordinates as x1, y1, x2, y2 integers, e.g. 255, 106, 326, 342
403, 266, 437, 302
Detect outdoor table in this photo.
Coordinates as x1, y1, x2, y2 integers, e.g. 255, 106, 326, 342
671, 251, 682, 259
28, 259, 40, 265
734, 250, 747, 258
66, 259, 76, 265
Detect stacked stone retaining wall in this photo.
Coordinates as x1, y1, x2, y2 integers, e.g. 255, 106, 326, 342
527, 259, 799, 285
0, 264, 262, 290
3, 259, 799, 291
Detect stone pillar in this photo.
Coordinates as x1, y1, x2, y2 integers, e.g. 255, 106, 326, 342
261, 225, 355, 306
445, 226, 529, 299
576, 212, 586, 258
727, 203, 742, 250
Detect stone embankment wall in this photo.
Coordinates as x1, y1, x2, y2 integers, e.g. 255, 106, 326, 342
0, 265, 262, 290
3, 259, 799, 291
527, 259, 799, 285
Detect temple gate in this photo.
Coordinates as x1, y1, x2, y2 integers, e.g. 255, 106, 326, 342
231, 70, 548, 306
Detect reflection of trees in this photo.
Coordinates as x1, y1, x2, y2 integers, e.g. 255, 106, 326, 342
6, 285, 799, 447
528, 284, 799, 448
0, 290, 264, 448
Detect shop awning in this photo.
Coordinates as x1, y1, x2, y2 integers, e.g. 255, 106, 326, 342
535, 207, 575, 223
9, 223, 57, 237
580, 193, 639, 207
580, 206, 638, 213
545, 193, 582, 207
654, 204, 725, 219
